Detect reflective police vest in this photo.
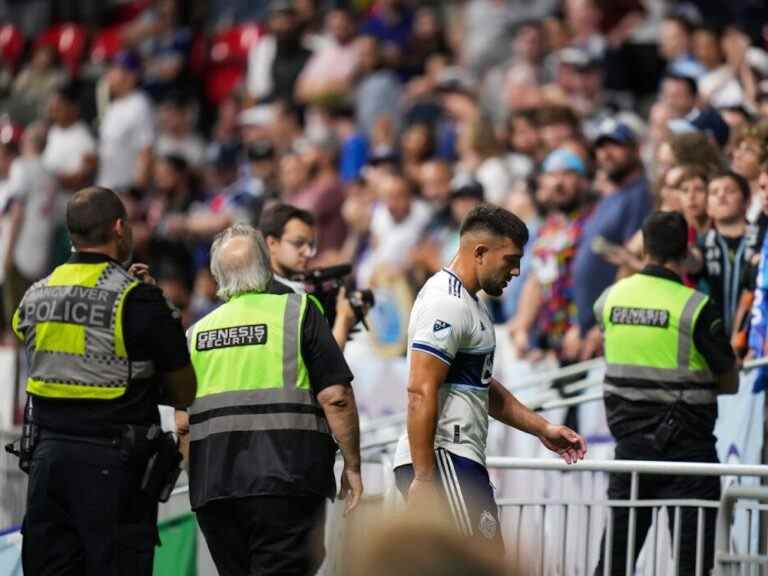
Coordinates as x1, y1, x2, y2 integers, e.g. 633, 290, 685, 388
187, 292, 334, 509
12, 260, 154, 400
597, 273, 716, 405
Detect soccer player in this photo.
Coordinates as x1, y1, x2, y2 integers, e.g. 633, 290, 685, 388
394, 204, 587, 547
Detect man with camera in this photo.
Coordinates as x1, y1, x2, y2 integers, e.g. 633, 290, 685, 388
12, 186, 197, 575
593, 212, 739, 576
259, 202, 368, 347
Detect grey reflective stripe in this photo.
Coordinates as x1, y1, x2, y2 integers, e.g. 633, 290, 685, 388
605, 364, 714, 383
604, 383, 717, 405
189, 387, 315, 416
130, 360, 155, 379
282, 294, 301, 389
677, 290, 708, 371
190, 412, 330, 442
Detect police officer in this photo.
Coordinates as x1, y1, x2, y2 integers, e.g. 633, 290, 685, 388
187, 223, 362, 576
14, 186, 197, 575
593, 211, 739, 576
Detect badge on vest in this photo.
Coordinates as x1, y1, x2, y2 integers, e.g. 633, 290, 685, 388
610, 306, 669, 328
196, 324, 268, 351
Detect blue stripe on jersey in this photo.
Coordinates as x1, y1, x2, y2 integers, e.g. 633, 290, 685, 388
445, 351, 493, 388
411, 341, 453, 364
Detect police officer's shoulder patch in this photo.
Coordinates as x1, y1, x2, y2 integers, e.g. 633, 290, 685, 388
196, 324, 268, 351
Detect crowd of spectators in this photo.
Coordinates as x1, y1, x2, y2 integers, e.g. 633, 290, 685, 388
0, 0, 768, 367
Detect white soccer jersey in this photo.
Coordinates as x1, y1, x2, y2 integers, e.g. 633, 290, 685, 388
394, 268, 496, 467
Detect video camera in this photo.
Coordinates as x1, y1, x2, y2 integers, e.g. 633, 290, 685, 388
299, 264, 374, 330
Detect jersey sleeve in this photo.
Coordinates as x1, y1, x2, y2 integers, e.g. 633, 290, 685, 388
409, 293, 466, 365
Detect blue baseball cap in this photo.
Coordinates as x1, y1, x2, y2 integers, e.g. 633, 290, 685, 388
595, 119, 637, 147
542, 148, 587, 176
112, 50, 142, 73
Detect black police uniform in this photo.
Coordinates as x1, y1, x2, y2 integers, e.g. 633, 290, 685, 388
21, 252, 191, 576
594, 265, 737, 576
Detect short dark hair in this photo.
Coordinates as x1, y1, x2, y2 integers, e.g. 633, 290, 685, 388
459, 204, 529, 248
258, 203, 316, 240
66, 186, 127, 246
664, 73, 698, 97
710, 170, 751, 202
642, 211, 688, 263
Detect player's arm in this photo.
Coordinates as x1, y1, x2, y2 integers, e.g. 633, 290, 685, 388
489, 378, 587, 464
407, 350, 450, 482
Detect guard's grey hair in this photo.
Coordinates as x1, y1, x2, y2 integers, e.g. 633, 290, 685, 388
210, 223, 273, 301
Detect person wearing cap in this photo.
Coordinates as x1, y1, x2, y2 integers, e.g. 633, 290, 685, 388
569, 120, 651, 360
508, 148, 593, 363
43, 81, 98, 192
592, 211, 738, 576
15, 186, 196, 575
97, 51, 154, 190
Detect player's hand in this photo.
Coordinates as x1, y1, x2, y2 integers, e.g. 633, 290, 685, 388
129, 263, 156, 285
539, 423, 587, 464
339, 464, 363, 516
407, 476, 440, 506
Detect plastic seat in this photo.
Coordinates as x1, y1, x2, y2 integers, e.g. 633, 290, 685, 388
36, 23, 88, 76
90, 25, 125, 65
0, 24, 24, 70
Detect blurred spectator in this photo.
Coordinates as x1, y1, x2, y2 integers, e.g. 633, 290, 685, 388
402, 6, 451, 78
154, 92, 207, 169
694, 25, 742, 108
661, 72, 699, 120
284, 136, 347, 259
10, 44, 65, 121
244, 139, 279, 201
677, 163, 711, 237
658, 12, 705, 78
246, 1, 312, 104
509, 149, 592, 361
729, 122, 768, 220
97, 51, 155, 190
503, 108, 539, 180
460, 0, 557, 76
42, 81, 97, 192
0, 122, 56, 323
537, 105, 583, 155
360, 0, 413, 55
400, 123, 433, 183
410, 176, 484, 282
698, 170, 751, 334
121, 0, 192, 101
358, 173, 431, 286
571, 120, 651, 354
295, 7, 360, 105
145, 154, 197, 290
355, 35, 403, 143
456, 114, 512, 206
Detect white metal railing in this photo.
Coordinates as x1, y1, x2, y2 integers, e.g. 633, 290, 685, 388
483, 458, 768, 576
714, 485, 768, 576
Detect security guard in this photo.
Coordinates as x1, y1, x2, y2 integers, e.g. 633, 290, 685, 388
593, 211, 739, 576
14, 186, 197, 576
187, 223, 362, 576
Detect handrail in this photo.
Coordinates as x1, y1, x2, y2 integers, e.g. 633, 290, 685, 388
486, 457, 768, 477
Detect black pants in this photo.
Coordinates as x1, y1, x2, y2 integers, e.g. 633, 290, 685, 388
594, 435, 720, 576
196, 495, 327, 576
22, 437, 158, 576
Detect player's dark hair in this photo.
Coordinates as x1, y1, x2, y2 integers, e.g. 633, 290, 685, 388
642, 211, 688, 263
67, 186, 127, 247
258, 203, 316, 240
459, 203, 529, 248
